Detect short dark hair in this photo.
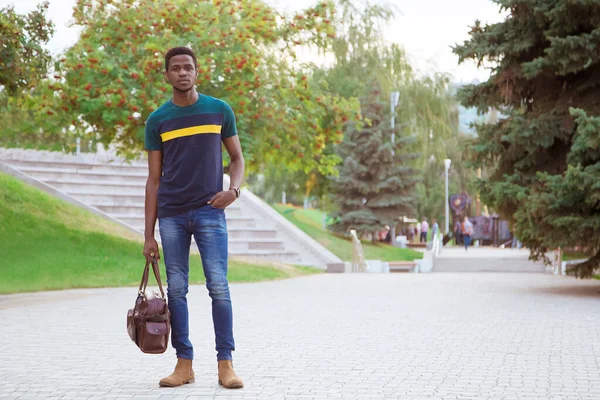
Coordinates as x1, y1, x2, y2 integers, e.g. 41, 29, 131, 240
165, 47, 197, 71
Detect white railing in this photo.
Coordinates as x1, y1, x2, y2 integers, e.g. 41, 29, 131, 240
432, 233, 441, 256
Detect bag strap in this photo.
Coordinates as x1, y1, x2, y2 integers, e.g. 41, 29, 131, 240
139, 257, 167, 299
151, 257, 167, 299
138, 261, 150, 294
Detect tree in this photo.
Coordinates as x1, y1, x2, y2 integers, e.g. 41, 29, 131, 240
0, 1, 54, 96
325, 0, 406, 99
454, 0, 600, 277
320, 0, 459, 217
0, 2, 57, 149
330, 83, 419, 239
324, 0, 458, 169
32, 0, 358, 174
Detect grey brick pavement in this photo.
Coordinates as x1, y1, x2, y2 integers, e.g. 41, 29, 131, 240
1, 273, 599, 399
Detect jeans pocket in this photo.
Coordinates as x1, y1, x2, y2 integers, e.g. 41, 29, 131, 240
207, 202, 226, 211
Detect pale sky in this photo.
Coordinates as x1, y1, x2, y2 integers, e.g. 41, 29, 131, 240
2, 0, 505, 83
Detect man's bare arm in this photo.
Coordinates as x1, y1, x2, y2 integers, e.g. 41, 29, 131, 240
223, 135, 244, 189
207, 136, 245, 209
143, 150, 162, 261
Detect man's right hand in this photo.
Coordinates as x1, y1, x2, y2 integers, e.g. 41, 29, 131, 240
143, 238, 160, 263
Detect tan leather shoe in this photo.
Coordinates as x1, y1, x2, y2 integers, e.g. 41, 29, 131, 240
159, 358, 195, 387
218, 360, 244, 389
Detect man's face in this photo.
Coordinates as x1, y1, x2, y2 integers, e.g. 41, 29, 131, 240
165, 54, 197, 92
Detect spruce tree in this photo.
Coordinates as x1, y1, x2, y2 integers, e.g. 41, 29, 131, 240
330, 83, 419, 239
454, 0, 600, 277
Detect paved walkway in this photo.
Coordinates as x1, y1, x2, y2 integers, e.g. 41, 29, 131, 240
1, 273, 599, 400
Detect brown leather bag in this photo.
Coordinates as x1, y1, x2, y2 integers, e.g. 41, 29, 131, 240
127, 257, 170, 354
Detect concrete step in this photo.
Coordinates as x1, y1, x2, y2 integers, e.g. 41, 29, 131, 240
228, 249, 301, 263
45, 178, 145, 194
2, 150, 338, 267
228, 228, 278, 239
93, 204, 146, 214
226, 217, 257, 229
3, 159, 147, 173
17, 166, 147, 183
142, 229, 283, 248
228, 239, 285, 251
68, 191, 146, 204
138, 227, 280, 240
433, 258, 546, 272
100, 205, 243, 217
118, 211, 249, 228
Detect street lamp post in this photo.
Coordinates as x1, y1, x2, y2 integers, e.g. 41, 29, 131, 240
390, 91, 400, 151
390, 91, 400, 243
444, 159, 451, 234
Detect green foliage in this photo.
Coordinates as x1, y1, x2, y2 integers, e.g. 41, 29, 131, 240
0, 172, 318, 294
0, 1, 54, 96
330, 83, 420, 236
0, 2, 57, 149
272, 203, 423, 261
321, 0, 460, 229
24, 0, 359, 175
324, 1, 458, 170
454, 0, 600, 278
326, 0, 406, 99
0, 92, 70, 150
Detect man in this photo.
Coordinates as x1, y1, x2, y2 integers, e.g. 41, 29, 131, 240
380, 225, 391, 243
462, 216, 474, 251
420, 218, 429, 243
454, 219, 463, 246
431, 219, 439, 240
143, 47, 244, 389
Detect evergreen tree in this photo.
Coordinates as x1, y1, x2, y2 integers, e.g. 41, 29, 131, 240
454, 0, 600, 277
330, 83, 419, 239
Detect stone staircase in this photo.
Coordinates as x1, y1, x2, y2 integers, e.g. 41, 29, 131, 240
0, 148, 341, 268
433, 247, 547, 273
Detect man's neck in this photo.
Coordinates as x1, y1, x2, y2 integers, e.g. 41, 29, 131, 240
171, 89, 198, 107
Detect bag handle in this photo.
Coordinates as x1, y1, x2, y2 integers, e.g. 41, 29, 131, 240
137, 262, 150, 294
138, 256, 167, 299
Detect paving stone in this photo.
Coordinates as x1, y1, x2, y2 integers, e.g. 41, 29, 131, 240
0, 273, 599, 399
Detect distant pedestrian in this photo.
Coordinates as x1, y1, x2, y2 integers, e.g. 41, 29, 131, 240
461, 217, 474, 251
512, 235, 522, 249
454, 220, 462, 246
420, 219, 429, 243
431, 219, 439, 240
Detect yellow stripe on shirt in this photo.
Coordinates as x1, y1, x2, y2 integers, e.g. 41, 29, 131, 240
160, 125, 222, 142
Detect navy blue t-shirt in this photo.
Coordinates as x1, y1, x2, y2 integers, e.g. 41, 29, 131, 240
144, 94, 237, 218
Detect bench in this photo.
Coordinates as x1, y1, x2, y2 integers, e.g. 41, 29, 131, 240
388, 261, 419, 273
407, 243, 427, 249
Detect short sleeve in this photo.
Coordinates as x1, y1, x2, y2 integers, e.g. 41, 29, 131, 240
144, 114, 162, 151
221, 101, 238, 139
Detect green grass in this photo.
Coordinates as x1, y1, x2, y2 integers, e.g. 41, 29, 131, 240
0, 173, 319, 294
273, 203, 423, 262
293, 264, 326, 274
562, 251, 589, 261
560, 253, 599, 279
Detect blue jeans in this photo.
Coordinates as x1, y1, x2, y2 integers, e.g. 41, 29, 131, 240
464, 234, 471, 250
159, 204, 234, 361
